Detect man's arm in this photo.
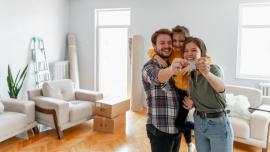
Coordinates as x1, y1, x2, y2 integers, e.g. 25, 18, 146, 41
158, 58, 188, 83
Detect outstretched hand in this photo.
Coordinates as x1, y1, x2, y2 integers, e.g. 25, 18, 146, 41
170, 58, 189, 75
196, 57, 210, 76
180, 66, 192, 76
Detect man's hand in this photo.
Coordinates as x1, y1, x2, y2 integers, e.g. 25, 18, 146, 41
154, 55, 168, 68
180, 66, 191, 76
170, 58, 182, 75
183, 96, 194, 110
170, 58, 189, 75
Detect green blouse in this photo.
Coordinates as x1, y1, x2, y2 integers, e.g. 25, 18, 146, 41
189, 64, 226, 113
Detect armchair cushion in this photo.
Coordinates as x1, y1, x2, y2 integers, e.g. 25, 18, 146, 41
229, 117, 250, 139
69, 100, 95, 122
42, 79, 75, 101
0, 101, 3, 113
0, 112, 28, 138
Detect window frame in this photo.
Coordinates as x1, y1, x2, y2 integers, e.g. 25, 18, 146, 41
94, 8, 131, 97
236, 3, 270, 80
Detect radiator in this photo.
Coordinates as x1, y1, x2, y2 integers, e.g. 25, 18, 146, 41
50, 61, 69, 80
259, 82, 270, 96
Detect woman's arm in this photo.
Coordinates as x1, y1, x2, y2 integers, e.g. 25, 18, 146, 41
196, 57, 225, 92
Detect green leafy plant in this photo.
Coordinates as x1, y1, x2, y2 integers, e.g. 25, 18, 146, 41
7, 64, 28, 98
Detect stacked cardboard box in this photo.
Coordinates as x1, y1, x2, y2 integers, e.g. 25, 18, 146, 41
94, 98, 130, 133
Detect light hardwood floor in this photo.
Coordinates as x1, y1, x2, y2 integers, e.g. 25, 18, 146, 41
0, 109, 268, 152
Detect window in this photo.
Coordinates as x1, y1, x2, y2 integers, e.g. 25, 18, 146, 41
95, 8, 130, 99
237, 3, 270, 80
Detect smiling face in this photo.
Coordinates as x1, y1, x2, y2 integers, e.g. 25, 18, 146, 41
153, 34, 173, 58
183, 42, 201, 61
172, 33, 185, 51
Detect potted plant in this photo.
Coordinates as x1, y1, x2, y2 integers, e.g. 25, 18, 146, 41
6, 64, 28, 98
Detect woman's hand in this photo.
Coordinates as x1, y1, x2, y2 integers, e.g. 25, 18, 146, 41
183, 96, 194, 110
196, 57, 210, 77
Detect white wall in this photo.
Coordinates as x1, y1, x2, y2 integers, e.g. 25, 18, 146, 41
69, 0, 270, 90
0, 0, 69, 99
1, 0, 268, 99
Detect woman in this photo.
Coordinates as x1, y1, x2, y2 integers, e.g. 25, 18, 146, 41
182, 37, 233, 152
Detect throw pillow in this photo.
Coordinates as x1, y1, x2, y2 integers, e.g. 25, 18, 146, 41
42, 82, 63, 100
226, 93, 251, 120
42, 79, 75, 101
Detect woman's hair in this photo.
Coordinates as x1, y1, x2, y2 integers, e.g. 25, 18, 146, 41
151, 28, 172, 45
172, 25, 190, 37
182, 36, 207, 57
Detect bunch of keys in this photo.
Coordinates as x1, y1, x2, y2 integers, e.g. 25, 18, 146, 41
188, 61, 198, 82
188, 61, 196, 71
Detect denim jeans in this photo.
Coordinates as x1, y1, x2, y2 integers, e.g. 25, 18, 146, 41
194, 112, 234, 152
146, 124, 182, 152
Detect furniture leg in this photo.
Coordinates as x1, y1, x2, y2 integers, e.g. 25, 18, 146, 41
35, 105, 64, 139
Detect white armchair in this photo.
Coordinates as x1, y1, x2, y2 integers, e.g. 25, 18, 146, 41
226, 85, 270, 152
27, 79, 103, 139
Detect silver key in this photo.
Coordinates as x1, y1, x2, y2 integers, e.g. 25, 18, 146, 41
189, 61, 196, 71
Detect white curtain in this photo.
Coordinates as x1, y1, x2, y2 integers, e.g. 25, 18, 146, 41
130, 35, 146, 112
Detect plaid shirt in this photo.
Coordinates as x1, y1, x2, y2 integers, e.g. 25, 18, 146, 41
142, 59, 179, 134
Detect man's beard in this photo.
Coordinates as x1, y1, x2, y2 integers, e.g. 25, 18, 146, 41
156, 48, 172, 58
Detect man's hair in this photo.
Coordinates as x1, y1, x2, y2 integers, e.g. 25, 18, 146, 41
172, 25, 190, 37
182, 36, 207, 57
151, 28, 172, 45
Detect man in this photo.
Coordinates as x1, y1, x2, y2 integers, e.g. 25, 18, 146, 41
142, 28, 192, 152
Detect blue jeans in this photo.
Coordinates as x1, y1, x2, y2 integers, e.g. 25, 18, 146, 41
194, 112, 233, 152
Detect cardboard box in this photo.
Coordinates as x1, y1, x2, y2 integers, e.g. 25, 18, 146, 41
94, 113, 126, 133
96, 98, 130, 118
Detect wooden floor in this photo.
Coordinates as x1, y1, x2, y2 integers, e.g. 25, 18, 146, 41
0, 109, 268, 152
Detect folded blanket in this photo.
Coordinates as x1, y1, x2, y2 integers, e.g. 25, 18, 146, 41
226, 93, 251, 120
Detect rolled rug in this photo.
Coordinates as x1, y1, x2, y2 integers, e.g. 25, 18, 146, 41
68, 33, 80, 88
130, 35, 145, 111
